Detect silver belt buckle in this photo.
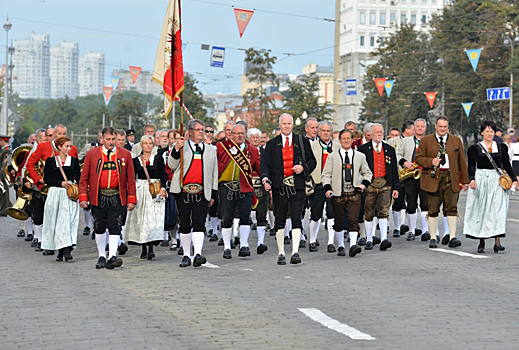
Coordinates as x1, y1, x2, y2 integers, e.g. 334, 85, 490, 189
282, 175, 295, 187
252, 177, 262, 188
182, 183, 203, 194
223, 181, 240, 192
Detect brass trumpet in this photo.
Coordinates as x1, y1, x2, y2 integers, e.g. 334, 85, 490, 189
6, 186, 33, 220
398, 163, 422, 181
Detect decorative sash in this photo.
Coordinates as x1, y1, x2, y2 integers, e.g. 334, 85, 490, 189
221, 139, 254, 189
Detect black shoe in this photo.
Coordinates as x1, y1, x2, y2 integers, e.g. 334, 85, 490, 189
25, 233, 34, 242
400, 224, 409, 234
406, 232, 415, 241
83, 227, 90, 236
380, 239, 392, 251
251, 223, 257, 230
327, 244, 336, 253
118, 242, 128, 255
290, 253, 302, 264
441, 235, 450, 245
257, 244, 268, 254
160, 239, 169, 247
421, 232, 431, 241
357, 237, 366, 246
239, 246, 251, 257
309, 242, 318, 252
284, 236, 291, 245
415, 228, 422, 236
106, 256, 123, 269
170, 242, 178, 251
365, 241, 373, 250
96, 256, 106, 269
218, 238, 224, 246
393, 229, 400, 238
448, 237, 461, 248
31, 239, 38, 248
147, 252, 155, 260
206, 229, 212, 237
43, 250, 54, 256
35, 243, 44, 252
337, 247, 346, 256
223, 249, 232, 259
17, 229, 25, 237
493, 245, 505, 253
316, 240, 320, 247
56, 249, 64, 262
193, 254, 206, 267
299, 240, 306, 248
209, 233, 218, 242
234, 236, 240, 247
179, 256, 191, 267
277, 254, 286, 265
178, 247, 184, 255
349, 245, 362, 257
477, 242, 485, 254
372, 236, 381, 245
64, 247, 73, 262
140, 245, 148, 259
269, 229, 276, 236
429, 238, 438, 248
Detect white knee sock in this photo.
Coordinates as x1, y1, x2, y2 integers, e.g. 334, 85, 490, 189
257, 226, 266, 246
179, 233, 192, 257
164, 230, 169, 240
359, 222, 366, 239
379, 218, 388, 241
393, 210, 401, 229
428, 216, 439, 240
240, 225, 250, 247
315, 218, 322, 241
443, 216, 450, 236
365, 220, 374, 242
268, 210, 275, 228
336, 230, 345, 248
120, 226, 125, 244
24, 218, 33, 235
327, 218, 335, 245
408, 213, 417, 234
349, 231, 358, 248
210, 217, 218, 235
292, 228, 301, 255
233, 218, 240, 237
276, 229, 285, 256
222, 227, 232, 250
284, 218, 292, 238
309, 220, 319, 243
420, 211, 429, 232
84, 209, 92, 228
446, 216, 457, 238
108, 235, 119, 259
95, 233, 106, 258
192, 231, 204, 256
33, 224, 42, 241
250, 211, 256, 225
105, 229, 109, 245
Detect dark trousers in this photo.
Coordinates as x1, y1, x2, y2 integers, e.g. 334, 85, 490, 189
391, 183, 406, 211
331, 192, 361, 233
255, 191, 269, 227
208, 192, 218, 218
272, 186, 305, 230
220, 185, 253, 228
404, 178, 428, 214
91, 194, 126, 235
175, 192, 209, 234
427, 172, 459, 217
31, 190, 46, 225
308, 184, 334, 221
164, 191, 178, 231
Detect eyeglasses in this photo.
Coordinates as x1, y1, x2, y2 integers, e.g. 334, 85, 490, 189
205, 129, 214, 133
191, 128, 205, 132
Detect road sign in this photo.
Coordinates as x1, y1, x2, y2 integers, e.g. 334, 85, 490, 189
486, 87, 510, 101
210, 47, 225, 68
346, 79, 357, 96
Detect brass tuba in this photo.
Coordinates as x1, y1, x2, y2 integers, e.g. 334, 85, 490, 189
398, 163, 422, 181
24, 158, 50, 195
8, 144, 33, 187
6, 186, 33, 220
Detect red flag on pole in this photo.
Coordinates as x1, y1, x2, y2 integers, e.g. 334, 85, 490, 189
103, 86, 113, 106
234, 8, 254, 38
129, 66, 142, 84
374, 78, 386, 97
424, 92, 437, 109
153, 0, 184, 117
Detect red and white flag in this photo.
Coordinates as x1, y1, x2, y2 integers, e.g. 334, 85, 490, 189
129, 66, 142, 84
153, 0, 184, 118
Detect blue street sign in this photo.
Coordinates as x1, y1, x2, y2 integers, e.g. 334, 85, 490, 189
486, 87, 510, 101
210, 46, 225, 68
346, 79, 357, 96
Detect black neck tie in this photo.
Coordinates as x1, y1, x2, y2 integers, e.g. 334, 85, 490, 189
195, 144, 202, 154
107, 149, 112, 159
411, 137, 419, 162
344, 152, 352, 182
439, 137, 446, 165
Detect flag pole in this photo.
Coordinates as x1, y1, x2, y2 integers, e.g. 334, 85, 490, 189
179, 92, 184, 187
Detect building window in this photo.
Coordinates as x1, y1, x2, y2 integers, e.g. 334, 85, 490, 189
360, 12, 366, 25
360, 36, 365, 46
380, 12, 386, 25
412, 0, 417, 3
370, 12, 376, 25
401, 14, 407, 23
390, 12, 396, 23
370, 36, 375, 46
380, 37, 385, 45
411, 14, 417, 24
421, 15, 427, 23
422, 0, 427, 3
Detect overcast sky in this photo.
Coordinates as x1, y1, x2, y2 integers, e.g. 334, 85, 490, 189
2, 0, 335, 95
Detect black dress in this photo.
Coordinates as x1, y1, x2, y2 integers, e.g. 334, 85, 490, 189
467, 142, 517, 183
43, 156, 81, 187
132, 155, 168, 187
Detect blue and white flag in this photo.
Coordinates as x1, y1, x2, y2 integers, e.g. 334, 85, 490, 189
465, 48, 482, 72
462, 102, 473, 117
384, 80, 394, 98
110, 76, 120, 91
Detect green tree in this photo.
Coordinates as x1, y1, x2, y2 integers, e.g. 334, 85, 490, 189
40, 96, 79, 130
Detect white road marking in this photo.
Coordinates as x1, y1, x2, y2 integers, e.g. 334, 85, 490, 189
507, 218, 519, 223
202, 262, 220, 268
429, 248, 489, 259
240, 268, 253, 271
298, 308, 375, 340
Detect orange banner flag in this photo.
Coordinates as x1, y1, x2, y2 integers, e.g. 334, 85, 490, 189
103, 86, 113, 106
234, 8, 254, 38
374, 78, 386, 97
424, 92, 437, 109
129, 66, 142, 84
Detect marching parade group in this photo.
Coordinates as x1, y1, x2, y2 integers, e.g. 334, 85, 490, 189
0, 113, 516, 269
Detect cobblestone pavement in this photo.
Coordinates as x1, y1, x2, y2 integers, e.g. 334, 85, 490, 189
1, 191, 519, 350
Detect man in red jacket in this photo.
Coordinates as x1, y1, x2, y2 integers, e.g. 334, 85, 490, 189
25, 124, 78, 254
79, 127, 136, 270
217, 123, 261, 259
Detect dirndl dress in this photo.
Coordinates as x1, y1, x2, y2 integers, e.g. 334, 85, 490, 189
41, 187, 79, 250
463, 169, 509, 239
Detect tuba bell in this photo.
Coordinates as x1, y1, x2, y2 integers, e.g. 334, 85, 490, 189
398, 163, 422, 181
6, 186, 33, 220
8, 144, 33, 187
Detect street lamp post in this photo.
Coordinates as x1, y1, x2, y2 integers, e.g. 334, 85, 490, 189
504, 35, 519, 130
2, 17, 12, 136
